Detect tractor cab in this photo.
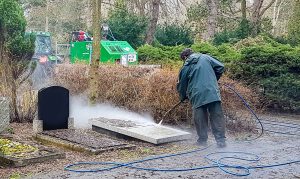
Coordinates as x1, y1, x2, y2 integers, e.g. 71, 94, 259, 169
26, 31, 59, 64
34, 32, 52, 58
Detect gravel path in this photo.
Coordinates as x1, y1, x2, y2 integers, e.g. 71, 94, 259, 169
27, 115, 300, 179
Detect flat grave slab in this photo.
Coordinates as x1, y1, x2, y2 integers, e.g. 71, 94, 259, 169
36, 129, 134, 154
0, 139, 65, 167
91, 118, 191, 144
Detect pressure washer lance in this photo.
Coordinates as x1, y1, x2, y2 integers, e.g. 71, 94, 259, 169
158, 101, 183, 125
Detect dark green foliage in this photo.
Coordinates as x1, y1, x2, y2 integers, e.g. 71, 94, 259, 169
236, 19, 252, 39
137, 42, 241, 65
216, 44, 241, 63
0, 0, 34, 59
213, 19, 251, 45
191, 42, 219, 57
191, 42, 241, 63
213, 18, 273, 45
137, 44, 185, 61
107, 8, 148, 48
229, 41, 300, 112
262, 74, 300, 111
213, 30, 237, 45
155, 23, 194, 46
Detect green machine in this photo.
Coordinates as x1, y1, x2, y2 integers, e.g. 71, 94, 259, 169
69, 31, 138, 65
26, 31, 58, 63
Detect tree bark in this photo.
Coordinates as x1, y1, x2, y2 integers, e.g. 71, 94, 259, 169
45, 0, 49, 32
272, 0, 285, 35
241, 0, 247, 19
134, 0, 147, 16
89, 0, 101, 104
145, 0, 160, 45
205, 0, 219, 40
251, 0, 276, 36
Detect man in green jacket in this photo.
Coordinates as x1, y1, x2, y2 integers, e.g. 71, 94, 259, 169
177, 48, 226, 148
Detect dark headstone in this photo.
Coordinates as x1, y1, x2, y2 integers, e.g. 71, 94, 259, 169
38, 86, 69, 130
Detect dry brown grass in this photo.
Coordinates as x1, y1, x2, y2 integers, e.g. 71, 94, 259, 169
0, 63, 8, 96
53, 64, 263, 132
0, 63, 37, 123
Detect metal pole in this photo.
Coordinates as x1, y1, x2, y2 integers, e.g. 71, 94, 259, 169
89, 43, 92, 65
55, 40, 58, 64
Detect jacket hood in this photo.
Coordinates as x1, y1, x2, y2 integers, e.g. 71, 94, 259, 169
184, 53, 201, 66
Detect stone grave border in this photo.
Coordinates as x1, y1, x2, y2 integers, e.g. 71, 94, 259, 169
0, 145, 65, 167
34, 133, 135, 155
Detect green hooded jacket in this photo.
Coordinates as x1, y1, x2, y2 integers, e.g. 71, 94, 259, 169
176, 53, 224, 109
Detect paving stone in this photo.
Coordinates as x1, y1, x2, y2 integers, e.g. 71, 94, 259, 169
91, 118, 191, 144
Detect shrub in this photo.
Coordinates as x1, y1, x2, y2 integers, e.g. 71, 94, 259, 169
137, 44, 185, 62
191, 42, 219, 56
234, 34, 280, 50
261, 74, 300, 111
155, 23, 194, 46
191, 42, 241, 64
137, 43, 241, 66
213, 19, 251, 45
229, 43, 300, 112
216, 44, 241, 63
107, 8, 148, 48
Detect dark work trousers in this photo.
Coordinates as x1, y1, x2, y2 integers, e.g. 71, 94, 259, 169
193, 101, 226, 143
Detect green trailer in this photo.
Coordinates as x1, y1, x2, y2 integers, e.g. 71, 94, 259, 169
70, 40, 138, 66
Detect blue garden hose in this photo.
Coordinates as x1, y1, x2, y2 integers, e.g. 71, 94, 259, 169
261, 119, 300, 136
223, 84, 300, 136
64, 84, 300, 176
222, 83, 264, 140
65, 146, 300, 176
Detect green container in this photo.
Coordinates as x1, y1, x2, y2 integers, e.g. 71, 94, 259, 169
70, 40, 138, 65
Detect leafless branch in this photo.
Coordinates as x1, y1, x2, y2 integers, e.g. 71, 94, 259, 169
260, 0, 276, 16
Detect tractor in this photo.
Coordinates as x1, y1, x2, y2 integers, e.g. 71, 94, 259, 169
26, 31, 60, 86
26, 31, 60, 64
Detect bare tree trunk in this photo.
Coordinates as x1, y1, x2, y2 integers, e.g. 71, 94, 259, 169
134, 0, 147, 16
145, 0, 160, 45
241, 0, 247, 19
1, 54, 18, 122
45, 0, 49, 32
10, 75, 19, 122
89, 0, 101, 104
251, 0, 263, 36
251, 0, 276, 36
205, 0, 219, 40
85, 0, 93, 30
272, 0, 285, 35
